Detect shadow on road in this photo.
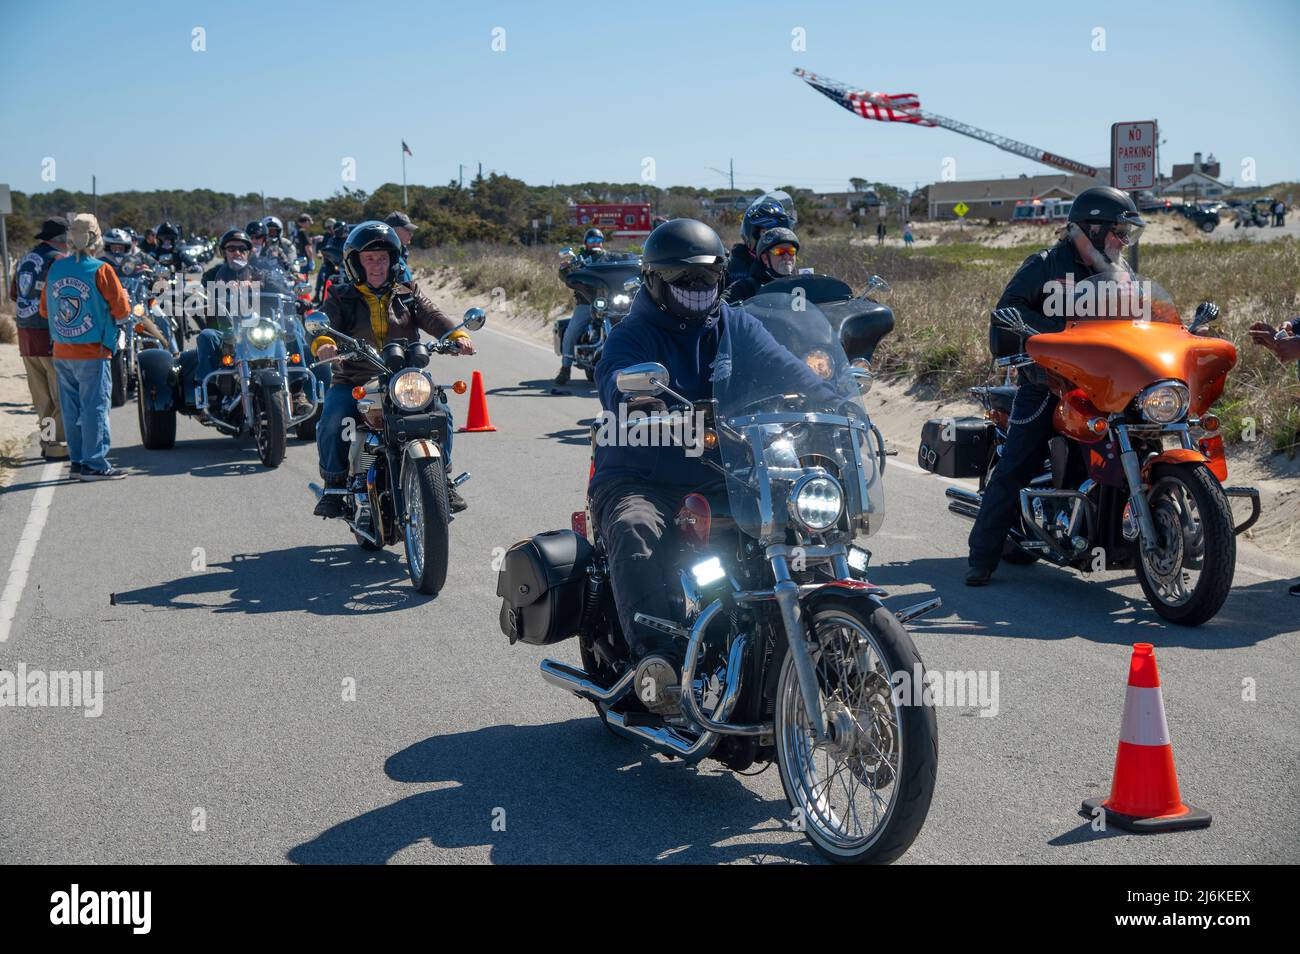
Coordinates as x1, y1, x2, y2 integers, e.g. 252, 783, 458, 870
109, 432, 315, 479
287, 719, 812, 865
113, 544, 432, 616
871, 555, 1295, 648
486, 377, 596, 399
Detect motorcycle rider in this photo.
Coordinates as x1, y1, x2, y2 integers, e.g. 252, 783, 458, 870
141, 227, 159, 256
310, 221, 474, 518
553, 227, 610, 385
101, 229, 170, 347
965, 186, 1143, 586
314, 219, 348, 304
153, 222, 183, 270
293, 214, 315, 273
591, 218, 836, 713
383, 211, 417, 283
726, 193, 795, 287
261, 216, 297, 268
723, 226, 799, 302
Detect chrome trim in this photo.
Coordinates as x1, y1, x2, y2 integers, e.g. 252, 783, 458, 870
729, 412, 870, 430
769, 550, 827, 742
1017, 488, 1098, 561
896, 597, 942, 624
680, 604, 766, 737
787, 470, 844, 533
540, 659, 637, 705
1113, 423, 1159, 546
746, 424, 776, 543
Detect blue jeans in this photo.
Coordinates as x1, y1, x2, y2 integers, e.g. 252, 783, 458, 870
316, 383, 455, 483
55, 357, 113, 472
178, 328, 223, 406
967, 382, 1058, 570
560, 303, 592, 369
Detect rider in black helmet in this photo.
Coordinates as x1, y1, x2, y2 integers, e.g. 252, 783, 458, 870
554, 227, 611, 384
311, 221, 473, 517
965, 185, 1144, 586
590, 218, 835, 714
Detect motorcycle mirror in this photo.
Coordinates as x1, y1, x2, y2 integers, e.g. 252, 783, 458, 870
863, 274, 891, 301
559, 246, 576, 262
615, 362, 668, 396
623, 277, 642, 293
304, 319, 329, 336
461, 307, 487, 332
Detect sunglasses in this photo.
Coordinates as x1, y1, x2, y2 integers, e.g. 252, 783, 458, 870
766, 245, 797, 257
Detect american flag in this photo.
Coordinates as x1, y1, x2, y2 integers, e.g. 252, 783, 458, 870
796, 70, 936, 127
401, 140, 413, 156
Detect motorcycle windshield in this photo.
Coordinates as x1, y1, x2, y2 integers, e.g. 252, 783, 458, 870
712, 292, 884, 543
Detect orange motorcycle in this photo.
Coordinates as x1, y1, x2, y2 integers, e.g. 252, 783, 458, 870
929, 275, 1260, 625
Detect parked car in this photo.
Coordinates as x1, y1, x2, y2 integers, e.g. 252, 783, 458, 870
1171, 202, 1220, 233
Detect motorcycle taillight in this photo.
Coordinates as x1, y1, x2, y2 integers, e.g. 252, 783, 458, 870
676, 493, 712, 547
571, 511, 587, 538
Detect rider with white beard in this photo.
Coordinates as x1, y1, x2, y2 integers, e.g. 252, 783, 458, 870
722, 227, 800, 302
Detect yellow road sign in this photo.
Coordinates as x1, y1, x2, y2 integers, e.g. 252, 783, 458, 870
953, 201, 969, 218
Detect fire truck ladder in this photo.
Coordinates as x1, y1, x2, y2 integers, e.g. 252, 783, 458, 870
793, 68, 1098, 178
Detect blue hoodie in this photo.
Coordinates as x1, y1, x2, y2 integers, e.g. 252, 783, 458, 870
591, 290, 834, 495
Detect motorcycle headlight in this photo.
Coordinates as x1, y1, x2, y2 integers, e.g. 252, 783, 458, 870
1136, 381, 1189, 424
389, 368, 434, 411
612, 294, 631, 310
593, 297, 607, 311
247, 319, 277, 348
789, 473, 844, 532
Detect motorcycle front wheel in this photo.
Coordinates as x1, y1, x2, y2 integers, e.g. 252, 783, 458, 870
401, 456, 450, 595
253, 386, 287, 468
1134, 462, 1235, 626
775, 599, 937, 864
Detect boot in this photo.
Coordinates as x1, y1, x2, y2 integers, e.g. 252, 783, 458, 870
554, 365, 571, 385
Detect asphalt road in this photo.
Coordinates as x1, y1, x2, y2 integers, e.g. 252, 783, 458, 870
1, 325, 1296, 865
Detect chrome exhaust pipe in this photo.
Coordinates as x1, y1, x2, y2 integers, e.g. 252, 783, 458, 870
948, 500, 981, 520
603, 710, 719, 763
540, 658, 636, 705
945, 486, 982, 507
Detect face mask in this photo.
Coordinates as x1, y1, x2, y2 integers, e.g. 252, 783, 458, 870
666, 281, 719, 319
768, 254, 796, 277
227, 252, 248, 268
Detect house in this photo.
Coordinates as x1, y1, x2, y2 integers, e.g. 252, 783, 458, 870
1158, 152, 1229, 199
926, 172, 1106, 221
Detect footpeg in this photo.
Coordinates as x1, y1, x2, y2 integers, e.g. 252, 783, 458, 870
633, 613, 690, 640
452, 471, 471, 487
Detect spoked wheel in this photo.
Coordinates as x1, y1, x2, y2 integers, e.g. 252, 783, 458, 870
1134, 463, 1234, 626
253, 387, 287, 468
402, 456, 450, 595
776, 599, 937, 864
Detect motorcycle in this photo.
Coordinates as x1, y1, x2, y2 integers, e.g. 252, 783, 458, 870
110, 271, 172, 408
304, 308, 487, 595
753, 273, 896, 389
498, 289, 939, 864
552, 249, 643, 381
929, 274, 1261, 626
135, 263, 323, 467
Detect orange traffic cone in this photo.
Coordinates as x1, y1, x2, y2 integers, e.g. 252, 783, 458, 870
1081, 643, 1211, 832
457, 369, 497, 432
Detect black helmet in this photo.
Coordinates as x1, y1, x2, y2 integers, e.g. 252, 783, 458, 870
245, 220, 267, 239
640, 218, 728, 321
156, 222, 180, 242
741, 193, 795, 251
332, 220, 350, 239
583, 227, 604, 247
218, 228, 252, 252
1068, 186, 1145, 259
342, 221, 403, 288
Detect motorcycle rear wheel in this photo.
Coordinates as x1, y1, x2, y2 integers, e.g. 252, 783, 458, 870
1134, 462, 1234, 626
402, 456, 450, 595
136, 382, 176, 450
775, 599, 936, 864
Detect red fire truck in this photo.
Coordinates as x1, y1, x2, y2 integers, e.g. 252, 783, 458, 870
572, 203, 653, 238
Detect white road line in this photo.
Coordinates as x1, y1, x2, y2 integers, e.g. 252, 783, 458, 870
481, 325, 555, 354
0, 461, 63, 643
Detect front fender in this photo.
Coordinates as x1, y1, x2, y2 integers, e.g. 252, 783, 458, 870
399, 438, 443, 490
250, 369, 284, 391
803, 580, 889, 616
1141, 447, 1210, 482
136, 347, 177, 411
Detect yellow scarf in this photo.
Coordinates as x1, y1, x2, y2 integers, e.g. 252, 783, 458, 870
355, 283, 391, 343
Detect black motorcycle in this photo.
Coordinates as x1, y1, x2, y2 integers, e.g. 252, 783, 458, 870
498, 290, 939, 864
552, 250, 643, 381
305, 308, 486, 595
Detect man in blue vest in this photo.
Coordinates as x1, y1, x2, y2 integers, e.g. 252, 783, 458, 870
10, 217, 69, 460
39, 214, 132, 480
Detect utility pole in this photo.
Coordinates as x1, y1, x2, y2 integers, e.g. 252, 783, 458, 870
458, 164, 464, 189
729, 158, 735, 191
92, 176, 97, 219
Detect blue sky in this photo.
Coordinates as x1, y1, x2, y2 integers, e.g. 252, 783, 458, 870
2, 0, 1297, 198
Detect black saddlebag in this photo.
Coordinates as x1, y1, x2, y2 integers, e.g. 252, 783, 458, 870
496, 530, 592, 645
918, 417, 995, 478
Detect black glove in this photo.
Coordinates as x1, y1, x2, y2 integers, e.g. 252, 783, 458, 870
1193, 301, 1220, 324
626, 395, 668, 415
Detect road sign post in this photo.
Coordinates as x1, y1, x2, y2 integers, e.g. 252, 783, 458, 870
0, 184, 11, 305
1112, 121, 1157, 273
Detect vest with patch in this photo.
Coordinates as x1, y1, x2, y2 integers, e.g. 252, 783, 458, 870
45, 255, 117, 352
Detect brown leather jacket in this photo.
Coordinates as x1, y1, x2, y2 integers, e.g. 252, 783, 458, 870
318, 280, 457, 387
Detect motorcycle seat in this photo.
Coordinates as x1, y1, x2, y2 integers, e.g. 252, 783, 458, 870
977, 385, 1018, 414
